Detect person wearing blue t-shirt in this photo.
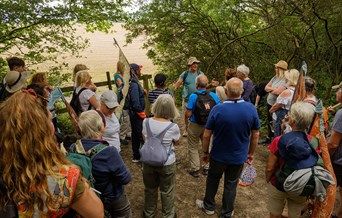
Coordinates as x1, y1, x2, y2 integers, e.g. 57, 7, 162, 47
185, 75, 220, 178
195, 77, 260, 217
173, 57, 204, 137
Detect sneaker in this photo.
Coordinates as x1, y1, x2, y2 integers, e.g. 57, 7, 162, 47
187, 169, 200, 178
202, 168, 209, 175
195, 199, 215, 215
120, 139, 129, 145
132, 159, 140, 163
182, 130, 188, 137
258, 137, 272, 145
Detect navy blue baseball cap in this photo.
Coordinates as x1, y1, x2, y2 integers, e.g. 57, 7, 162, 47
130, 63, 143, 71
278, 131, 318, 170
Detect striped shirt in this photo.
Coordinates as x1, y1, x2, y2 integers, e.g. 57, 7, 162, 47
148, 88, 174, 104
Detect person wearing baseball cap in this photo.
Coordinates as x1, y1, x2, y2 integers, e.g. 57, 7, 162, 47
328, 81, 342, 218
172, 56, 204, 137
99, 91, 122, 152
125, 63, 146, 162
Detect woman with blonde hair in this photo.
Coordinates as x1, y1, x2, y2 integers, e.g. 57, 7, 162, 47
142, 94, 181, 218
0, 91, 103, 217
73, 70, 99, 114
72, 64, 88, 82
215, 68, 236, 102
263, 60, 288, 142
71, 110, 132, 217
270, 69, 300, 136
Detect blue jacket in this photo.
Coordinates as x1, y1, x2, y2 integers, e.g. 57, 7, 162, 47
71, 139, 131, 200
128, 77, 145, 113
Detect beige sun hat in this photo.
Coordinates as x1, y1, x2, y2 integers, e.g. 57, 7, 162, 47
274, 60, 288, 70
5, 71, 30, 93
187, 57, 200, 66
332, 81, 342, 90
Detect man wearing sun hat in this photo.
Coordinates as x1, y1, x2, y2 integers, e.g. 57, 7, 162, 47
328, 81, 342, 218
173, 57, 204, 137
100, 90, 122, 152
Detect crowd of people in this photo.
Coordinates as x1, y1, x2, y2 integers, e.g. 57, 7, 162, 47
0, 56, 341, 218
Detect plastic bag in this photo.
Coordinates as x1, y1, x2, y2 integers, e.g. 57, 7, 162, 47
239, 164, 257, 186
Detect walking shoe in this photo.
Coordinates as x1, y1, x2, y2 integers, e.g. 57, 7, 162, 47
120, 139, 129, 145
187, 169, 200, 178
202, 168, 209, 175
258, 137, 272, 145
195, 199, 215, 215
182, 130, 188, 137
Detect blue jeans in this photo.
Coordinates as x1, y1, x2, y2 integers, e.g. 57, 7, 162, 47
274, 108, 288, 137
203, 159, 243, 218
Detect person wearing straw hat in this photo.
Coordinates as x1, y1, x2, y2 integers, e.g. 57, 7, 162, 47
328, 81, 342, 218
0, 70, 30, 103
262, 60, 288, 143
173, 57, 204, 137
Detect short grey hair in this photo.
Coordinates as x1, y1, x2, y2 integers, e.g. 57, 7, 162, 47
152, 94, 179, 120
196, 74, 208, 89
79, 110, 104, 139
289, 101, 315, 131
226, 77, 243, 97
237, 64, 250, 76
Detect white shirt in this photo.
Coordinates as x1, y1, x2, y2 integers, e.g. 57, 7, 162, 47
102, 114, 121, 152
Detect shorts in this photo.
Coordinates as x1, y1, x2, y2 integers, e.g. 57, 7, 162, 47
332, 163, 342, 187
267, 183, 306, 218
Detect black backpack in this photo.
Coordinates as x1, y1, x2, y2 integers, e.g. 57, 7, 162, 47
70, 88, 91, 116
193, 91, 217, 125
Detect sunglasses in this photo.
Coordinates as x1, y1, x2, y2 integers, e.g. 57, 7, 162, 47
106, 105, 116, 111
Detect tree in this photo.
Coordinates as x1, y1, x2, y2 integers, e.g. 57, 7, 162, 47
0, 0, 127, 83
124, 0, 341, 98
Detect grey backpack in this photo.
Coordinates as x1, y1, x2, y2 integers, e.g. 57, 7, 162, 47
140, 118, 175, 166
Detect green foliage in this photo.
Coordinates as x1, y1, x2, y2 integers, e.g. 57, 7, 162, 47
124, 0, 342, 101
0, 0, 127, 80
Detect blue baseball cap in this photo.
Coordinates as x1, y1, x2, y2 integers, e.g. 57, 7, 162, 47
130, 63, 143, 71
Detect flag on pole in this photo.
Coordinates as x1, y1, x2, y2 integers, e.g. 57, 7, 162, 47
292, 61, 307, 103
48, 86, 64, 110
57, 87, 80, 135
113, 38, 132, 119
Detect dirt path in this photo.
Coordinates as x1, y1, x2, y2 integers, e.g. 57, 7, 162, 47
120, 116, 271, 218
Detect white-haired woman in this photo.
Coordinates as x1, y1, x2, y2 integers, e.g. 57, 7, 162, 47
142, 94, 181, 218
71, 110, 132, 218
266, 101, 322, 218
74, 70, 100, 114
270, 69, 299, 137
237, 64, 254, 102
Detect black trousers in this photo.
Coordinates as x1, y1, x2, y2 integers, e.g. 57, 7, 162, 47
129, 111, 144, 160
267, 104, 274, 139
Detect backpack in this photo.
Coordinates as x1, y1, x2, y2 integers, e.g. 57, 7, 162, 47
304, 99, 329, 137
193, 91, 217, 125
275, 136, 322, 196
70, 88, 91, 116
67, 140, 108, 188
140, 118, 175, 166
